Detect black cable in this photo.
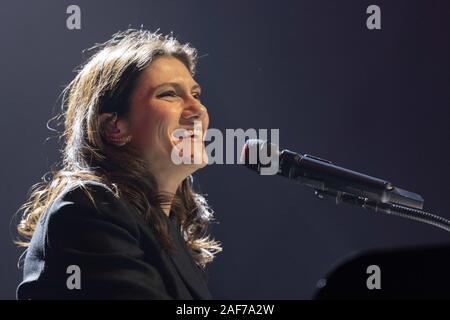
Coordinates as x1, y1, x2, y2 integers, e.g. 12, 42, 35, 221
372, 202, 450, 234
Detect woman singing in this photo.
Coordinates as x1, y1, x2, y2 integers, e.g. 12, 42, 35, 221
15, 29, 222, 300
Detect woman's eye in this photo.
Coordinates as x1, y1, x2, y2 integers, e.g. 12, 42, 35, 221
158, 91, 178, 98
192, 92, 201, 100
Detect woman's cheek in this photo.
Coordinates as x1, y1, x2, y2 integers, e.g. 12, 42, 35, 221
130, 113, 156, 150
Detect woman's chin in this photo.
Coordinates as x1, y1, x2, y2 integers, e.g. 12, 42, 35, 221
188, 151, 208, 168
169, 139, 208, 166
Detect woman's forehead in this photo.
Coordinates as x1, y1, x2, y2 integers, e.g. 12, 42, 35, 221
143, 56, 194, 86
131, 56, 199, 103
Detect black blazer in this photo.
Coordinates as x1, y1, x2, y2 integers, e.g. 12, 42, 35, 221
17, 181, 212, 300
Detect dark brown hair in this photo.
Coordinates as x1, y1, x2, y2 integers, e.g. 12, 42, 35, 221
16, 29, 222, 267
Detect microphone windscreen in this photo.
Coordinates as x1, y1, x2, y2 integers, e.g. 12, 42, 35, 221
240, 139, 279, 174
240, 139, 262, 172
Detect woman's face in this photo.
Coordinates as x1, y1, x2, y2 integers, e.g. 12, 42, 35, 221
127, 56, 209, 180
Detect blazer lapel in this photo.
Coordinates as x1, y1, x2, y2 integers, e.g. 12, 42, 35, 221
121, 201, 212, 299
166, 215, 212, 300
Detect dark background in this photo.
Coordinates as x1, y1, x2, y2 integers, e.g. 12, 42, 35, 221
1, 0, 449, 299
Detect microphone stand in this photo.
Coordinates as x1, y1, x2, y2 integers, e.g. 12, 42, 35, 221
313, 188, 450, 233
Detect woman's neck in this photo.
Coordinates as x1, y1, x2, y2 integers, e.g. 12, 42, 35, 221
156, 175, 183, 217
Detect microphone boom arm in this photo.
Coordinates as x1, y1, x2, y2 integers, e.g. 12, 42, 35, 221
314, 188, 450, 233
279, 150, 450, 234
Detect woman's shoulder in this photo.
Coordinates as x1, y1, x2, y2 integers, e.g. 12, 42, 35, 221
56, 180, 117, 208
42, 180, 140, 236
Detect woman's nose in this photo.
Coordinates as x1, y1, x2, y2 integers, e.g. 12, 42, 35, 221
182, 97, 207, 121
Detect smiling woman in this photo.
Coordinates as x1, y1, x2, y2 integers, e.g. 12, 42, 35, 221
14, 29, 222, 300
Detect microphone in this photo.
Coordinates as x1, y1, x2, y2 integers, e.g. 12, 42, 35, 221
240, 139, 424, 210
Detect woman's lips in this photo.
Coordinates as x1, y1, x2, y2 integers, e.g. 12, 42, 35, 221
170, 128, 204, 146
174, 129, 203, 139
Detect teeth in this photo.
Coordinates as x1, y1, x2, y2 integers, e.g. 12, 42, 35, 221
172, 128, 203, 142
172, 129, 195, 140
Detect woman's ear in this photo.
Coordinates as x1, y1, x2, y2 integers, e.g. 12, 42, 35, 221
99, 112, 133, 146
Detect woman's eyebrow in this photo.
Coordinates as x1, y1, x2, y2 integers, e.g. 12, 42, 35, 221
191, 84, 202, 92
154, 82, 202, 93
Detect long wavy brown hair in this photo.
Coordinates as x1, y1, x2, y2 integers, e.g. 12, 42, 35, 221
15, 29, 222, 267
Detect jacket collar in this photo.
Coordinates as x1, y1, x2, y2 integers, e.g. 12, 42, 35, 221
122, 200, 212, 299
165, 212, 212, 299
